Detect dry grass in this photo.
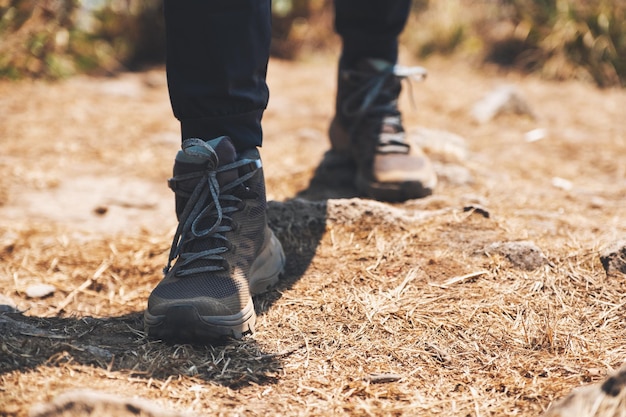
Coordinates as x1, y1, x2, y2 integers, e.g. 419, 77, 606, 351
0, 56, 625, 416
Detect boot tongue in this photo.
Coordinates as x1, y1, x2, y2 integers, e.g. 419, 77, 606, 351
174, 137, 240, 271
208, 137, 238, 187
175, 136, 239, 187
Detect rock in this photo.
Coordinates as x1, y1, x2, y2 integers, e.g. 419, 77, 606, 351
543, 365, 626, 417
434, 163, 474, 186
486, 241, 548, 271
589, 196, 606, 209
326, 198, 440, 226
25, 283, 56, 299
29, 389, 194, 417
524, 128, 547, 142
269, 198, 428, 230
552, 177, 574, 191
471, 85, 535, 123
410, 127, 469, 163
600, 240, 626, 277
463, 204, 490, 218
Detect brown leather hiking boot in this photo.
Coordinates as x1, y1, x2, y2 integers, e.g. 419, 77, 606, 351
329, 58, 437, 202
144, 137, 285, 342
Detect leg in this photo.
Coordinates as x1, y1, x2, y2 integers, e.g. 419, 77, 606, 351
164, 0, 271, 150
334, 0, 411, 67
145, 0, 285, 342
330, 0, 437, 201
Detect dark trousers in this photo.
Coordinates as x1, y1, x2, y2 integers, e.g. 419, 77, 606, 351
164, 0, 411, 151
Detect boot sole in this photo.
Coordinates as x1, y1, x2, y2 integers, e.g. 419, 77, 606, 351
144, 230, 285, 343
356, 173, 434, 202
143, 301, 256, 341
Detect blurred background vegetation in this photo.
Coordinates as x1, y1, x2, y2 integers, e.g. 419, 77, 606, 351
0, 0, 624, 87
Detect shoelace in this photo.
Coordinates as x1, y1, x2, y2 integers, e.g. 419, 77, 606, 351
164, 138, 261, 277
341, 64, 427, 152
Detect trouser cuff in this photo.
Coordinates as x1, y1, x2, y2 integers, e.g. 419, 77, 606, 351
180, 110, 264, 151
340, 38, 399, 68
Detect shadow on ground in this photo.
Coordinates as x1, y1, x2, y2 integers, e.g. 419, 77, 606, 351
0, 152, 369, 389
259, 150, 361, 313
0, 311, 285, 388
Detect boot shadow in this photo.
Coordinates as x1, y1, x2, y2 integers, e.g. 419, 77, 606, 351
257, 150, 363, 314
294, 150, 360, 201
0, 311, 283, 388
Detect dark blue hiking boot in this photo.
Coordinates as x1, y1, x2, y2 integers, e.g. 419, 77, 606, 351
145, 137, 285, 342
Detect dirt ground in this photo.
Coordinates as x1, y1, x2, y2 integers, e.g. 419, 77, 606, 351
0, 52, 625, 416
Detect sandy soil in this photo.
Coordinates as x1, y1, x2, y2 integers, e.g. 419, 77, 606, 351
0, 54, 625, 416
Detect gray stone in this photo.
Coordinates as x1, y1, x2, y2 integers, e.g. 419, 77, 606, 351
486, 241, 548, 271
600, 240, 626, 277
471, 85, 535, 123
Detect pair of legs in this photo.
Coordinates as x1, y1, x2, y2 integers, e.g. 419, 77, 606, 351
164, 0, 411, 150
144, 0, 436, 342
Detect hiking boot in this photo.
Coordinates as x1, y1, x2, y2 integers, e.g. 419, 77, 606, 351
329, 58, 437, 202
144, 137, 285, 342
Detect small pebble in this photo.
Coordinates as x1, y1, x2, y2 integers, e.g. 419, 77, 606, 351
464, 204, 490, 218
25, 283, 56, 299
524, 128, 547, 142
589, 196, 606, 209
551, 177, 573, 191
471, 85, 535, 123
